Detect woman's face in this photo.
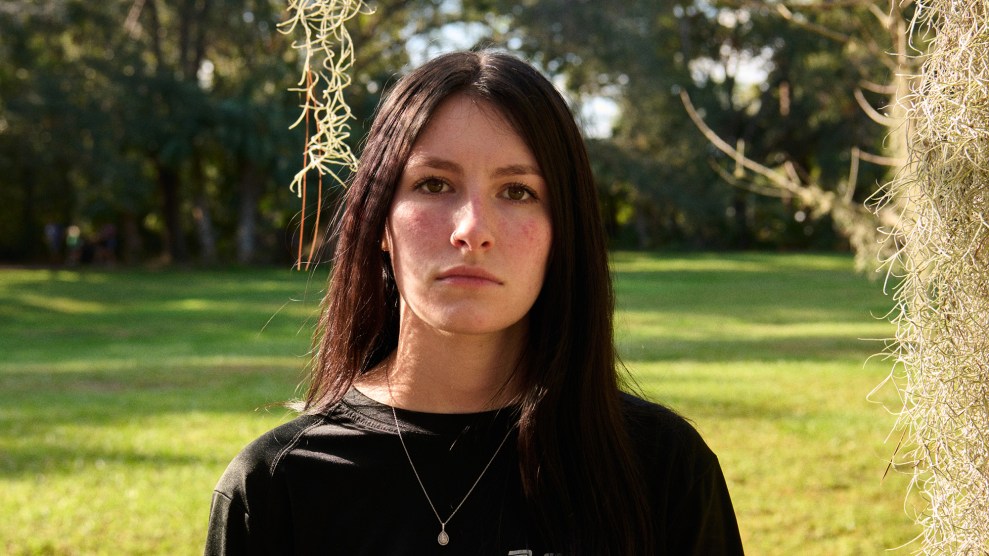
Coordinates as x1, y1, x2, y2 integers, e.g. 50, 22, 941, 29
385, 94, 552, 338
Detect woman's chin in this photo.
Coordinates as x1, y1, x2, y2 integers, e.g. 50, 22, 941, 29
422, 313, 527, 338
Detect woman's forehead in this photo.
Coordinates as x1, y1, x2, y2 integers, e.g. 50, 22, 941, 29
404, 94, 538, 170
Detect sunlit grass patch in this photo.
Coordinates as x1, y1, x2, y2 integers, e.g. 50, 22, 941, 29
611, 252, 913, 553
0, 255, 916, 554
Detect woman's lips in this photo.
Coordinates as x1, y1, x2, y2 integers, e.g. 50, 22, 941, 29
436, 266, 503, 285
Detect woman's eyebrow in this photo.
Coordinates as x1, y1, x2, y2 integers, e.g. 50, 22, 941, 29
408, 156, 462, 174
492, 164, 542, 178
407, 156, 542, 178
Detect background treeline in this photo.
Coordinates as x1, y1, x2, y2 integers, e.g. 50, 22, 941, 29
0, 0, 900, 265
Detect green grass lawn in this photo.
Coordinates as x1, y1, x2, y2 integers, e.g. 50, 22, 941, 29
0, 253, 917, 554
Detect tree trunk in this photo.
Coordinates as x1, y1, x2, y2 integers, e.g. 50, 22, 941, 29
21, 164, 37, 261
731, 191, 750, 249
157, 161, 187, 263
121, 211, 143, 264
191, 156, 216, 264
236, 162, 261, 265
193, 193, 216, 264
634, 203, 653, 249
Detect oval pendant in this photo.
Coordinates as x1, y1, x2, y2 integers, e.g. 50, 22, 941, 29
438, 530, 449, 546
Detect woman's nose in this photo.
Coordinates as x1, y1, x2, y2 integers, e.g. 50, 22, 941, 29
450, 196, 494, 251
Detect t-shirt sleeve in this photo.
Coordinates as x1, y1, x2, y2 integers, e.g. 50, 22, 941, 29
668, 453, 744, 555
204, 443, 275, 556
204, 489, 251, 556
203, 416, 316, 556
624, 395, 745, 555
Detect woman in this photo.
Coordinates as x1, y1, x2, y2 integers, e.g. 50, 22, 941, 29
206, 50, 743, 555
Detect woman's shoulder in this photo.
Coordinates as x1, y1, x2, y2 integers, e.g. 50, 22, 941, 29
619, 392, 719, 470
619, 393, 744, 554
213, 412, 327, 500
619, 392, 699, 436
212, 391, 393, 500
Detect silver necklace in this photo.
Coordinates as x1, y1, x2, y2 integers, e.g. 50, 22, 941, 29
391, 405, 514, 547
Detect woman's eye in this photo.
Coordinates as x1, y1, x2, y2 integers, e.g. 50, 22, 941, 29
504, 184, 534, 202
415, 178, 449, 194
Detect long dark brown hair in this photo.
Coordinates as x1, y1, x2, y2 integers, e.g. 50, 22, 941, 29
306, 50, 653, 555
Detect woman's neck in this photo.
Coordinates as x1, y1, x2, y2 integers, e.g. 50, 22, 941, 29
356, 318, 526, 414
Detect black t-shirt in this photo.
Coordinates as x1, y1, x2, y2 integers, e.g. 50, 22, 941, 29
205, 388, 743, 555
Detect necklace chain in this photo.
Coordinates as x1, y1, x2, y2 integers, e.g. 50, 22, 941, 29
391, 405, 514, 547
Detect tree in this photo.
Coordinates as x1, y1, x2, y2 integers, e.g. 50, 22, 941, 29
1, 0, 908, 261
0, 3, 127, 261
679, 0, 918, 268
0, 0, 468, 264
0, 0, 284, 264
120, 0, 287, 264
876, 0, 989, 550
462, 0, 882, 250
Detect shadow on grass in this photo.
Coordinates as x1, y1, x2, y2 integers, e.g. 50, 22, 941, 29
0, 267, 325, 323
0, 444, 212, 478
1, 363, 301, 413
0, 363, 301, 479
615, 269, 891, 323
618, 334, 888, 363
0, 257, 895, 477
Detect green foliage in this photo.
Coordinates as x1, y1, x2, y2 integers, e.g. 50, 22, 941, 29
0, 255, 915, 554
0, 0, 473, 264
0, 0, 912, 261
467, 0, 881, 249
0, 1, 333, 264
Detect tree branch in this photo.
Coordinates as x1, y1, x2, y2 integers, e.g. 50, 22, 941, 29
854, 87, 900, 127
773, 4, 852, 43
859, 78, 898, 95
124, 0, 146, 39
708, 159, 792, 199
856, 149, 906, 166
679, 89, 800, 194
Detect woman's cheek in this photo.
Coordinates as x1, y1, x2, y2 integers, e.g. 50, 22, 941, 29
517, 216, 552, 253
391, 204, 438, 249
